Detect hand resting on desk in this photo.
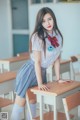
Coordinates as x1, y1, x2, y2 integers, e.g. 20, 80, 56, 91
38, 84, 50, 91
57, 79, 73, 83
38, 80, 73, 91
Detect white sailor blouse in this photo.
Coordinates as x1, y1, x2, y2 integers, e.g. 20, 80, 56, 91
30, 31, 62, 68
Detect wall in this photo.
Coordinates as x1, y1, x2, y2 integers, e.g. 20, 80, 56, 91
29, 2, 80, 59
11, 0, 28, 29
0, 1, 80, 59
0, 0, 12, 59
11, 0, 29, 56
0, 0, 29, 59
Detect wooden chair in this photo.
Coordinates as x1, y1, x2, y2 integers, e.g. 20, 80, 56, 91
26, 88, 74, 120
63, 91, 80, 120
0, 71, 16, 113
0, 97, 14, 120
0, 72, 17, 120
0, 53, 30, 100
0, 97, 14, 111
70, 56, 80, 80
47, 59, 72, 82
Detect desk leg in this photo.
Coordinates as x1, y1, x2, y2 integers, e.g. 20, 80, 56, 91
40, 95, 43, 120
53, 96, 57, 120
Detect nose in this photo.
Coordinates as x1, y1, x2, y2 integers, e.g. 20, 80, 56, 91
47, 20, 50, 25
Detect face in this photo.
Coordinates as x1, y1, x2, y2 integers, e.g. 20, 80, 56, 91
42, 13, 54, 33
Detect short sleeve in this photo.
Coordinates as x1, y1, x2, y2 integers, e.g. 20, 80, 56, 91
31, 33, 43, 51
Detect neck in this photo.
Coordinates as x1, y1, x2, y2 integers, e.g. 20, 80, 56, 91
47, 30, 53, 34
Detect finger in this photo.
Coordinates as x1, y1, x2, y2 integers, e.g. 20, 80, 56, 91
40, 86, 46, 90
47, 86, 50, 89
40, 85, 49, 91
41, 86, 48, 91
58, 80, 64, 83
63, 80, 73, 84
66, 80, 71, 83
59, 80, 67, 83
46, 86, 50, 90
67, 80, 74, 83
44, 85, 50, 91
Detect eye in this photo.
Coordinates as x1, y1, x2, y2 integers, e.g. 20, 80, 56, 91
48, 17, 52, 21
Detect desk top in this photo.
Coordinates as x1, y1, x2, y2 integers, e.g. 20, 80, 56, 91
31, 81, 80, 96
0, 55, 29, 63
0, 71, 16, 83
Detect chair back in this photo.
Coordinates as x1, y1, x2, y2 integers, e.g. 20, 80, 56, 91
63, 92, 80, 120
27, 88, 36, 102
47, 59, 72, 82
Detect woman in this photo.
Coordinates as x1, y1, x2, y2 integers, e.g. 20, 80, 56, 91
11, 7, 64, 120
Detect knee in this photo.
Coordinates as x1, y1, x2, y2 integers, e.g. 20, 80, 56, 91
29, 99, 36, 104
15, 95, 26, 106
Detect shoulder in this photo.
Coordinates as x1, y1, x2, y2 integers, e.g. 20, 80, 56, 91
31, 32, 38, 39
31, 32, 43, 45
31, 33, 44, 51
31, 32, 41, 40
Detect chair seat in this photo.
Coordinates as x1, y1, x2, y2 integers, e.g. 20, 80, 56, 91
0, 97, 14, 108
33, 111, 74, 120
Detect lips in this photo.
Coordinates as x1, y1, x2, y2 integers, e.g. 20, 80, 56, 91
47, 26, 51, 28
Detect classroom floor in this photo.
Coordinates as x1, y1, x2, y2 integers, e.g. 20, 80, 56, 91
1, 104, 40, 120
1, 103, 80, 120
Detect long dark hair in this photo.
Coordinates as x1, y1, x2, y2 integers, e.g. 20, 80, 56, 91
29, 7, 63, 52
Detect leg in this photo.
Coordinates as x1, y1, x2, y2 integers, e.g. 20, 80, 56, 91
11, 95, 26, 120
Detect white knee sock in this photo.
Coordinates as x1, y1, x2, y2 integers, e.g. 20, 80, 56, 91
27, 103, 36, 120
11, 104, 24, 120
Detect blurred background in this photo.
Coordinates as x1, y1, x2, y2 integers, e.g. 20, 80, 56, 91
0, 0, 80, 59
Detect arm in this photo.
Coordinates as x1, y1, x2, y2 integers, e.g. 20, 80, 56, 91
34, 51, 49, 90
54, 56, 72, 83
34, 51, 42, 86
54, 56, 60, 81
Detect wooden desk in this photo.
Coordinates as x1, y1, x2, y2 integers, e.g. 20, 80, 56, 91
0, 71, 16, 95
17, 52, 29, 57
31, 81, 80, 120
0, 54, 29, 73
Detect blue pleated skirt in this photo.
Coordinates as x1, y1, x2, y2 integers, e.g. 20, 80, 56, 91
15, 59, 47, 98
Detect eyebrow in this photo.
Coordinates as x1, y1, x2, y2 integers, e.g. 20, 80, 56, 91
43, 16, 52, 21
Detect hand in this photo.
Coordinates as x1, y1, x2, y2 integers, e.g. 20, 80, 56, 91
38, 84, 50, 91
57, 79, 73, 83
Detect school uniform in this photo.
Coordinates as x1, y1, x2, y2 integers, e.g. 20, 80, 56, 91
15, 31, 62, 98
